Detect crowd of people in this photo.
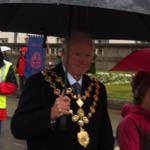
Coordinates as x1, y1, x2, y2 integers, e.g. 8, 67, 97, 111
0, 32, 150, 150
0, 48, 17, 133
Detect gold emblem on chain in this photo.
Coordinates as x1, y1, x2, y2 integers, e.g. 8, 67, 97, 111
42, 69, 101, 149
78, 128, 90, 148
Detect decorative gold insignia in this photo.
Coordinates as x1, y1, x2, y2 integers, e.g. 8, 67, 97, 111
88, 86, 92, 91
90, 106, 95, 113
96, 85, 100, 89
78, 119, 84, 126
72, 115, 79, 122
55, 76, 62, 82
94, 95, 98, 101
73, 94, 77, 99
85, 91, 90, 98
66, 88, 72, 94
95, 89, 99, 94
76, 98, 84, 107
69, 109, 73, 115
93, 101, 96, 106
54, 88, 61, 95
45, 76, 51, 82
82, 95, 86, 100
83, 116, 89, 124
77, 130, 90, 148
42, 69, 101, 150
88, 112, 92, 118
77, 108, 85, 118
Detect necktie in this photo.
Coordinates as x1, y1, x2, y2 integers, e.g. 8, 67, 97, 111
72, 82, 81, 94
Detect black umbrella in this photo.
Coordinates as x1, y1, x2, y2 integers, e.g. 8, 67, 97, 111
0, 0, 150, 40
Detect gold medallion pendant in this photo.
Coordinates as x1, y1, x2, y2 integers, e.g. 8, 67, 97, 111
77, 130, 90, 148
42, 69, 100, 150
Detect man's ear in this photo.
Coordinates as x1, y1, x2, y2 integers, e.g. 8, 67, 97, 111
61, 50, 65, 57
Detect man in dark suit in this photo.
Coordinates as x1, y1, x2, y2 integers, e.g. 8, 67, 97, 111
11, 32, 114, 150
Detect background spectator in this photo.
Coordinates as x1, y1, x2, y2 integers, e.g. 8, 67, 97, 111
117, 71, 150, 150
0, 49, 17, 134
16, 47, 27, 96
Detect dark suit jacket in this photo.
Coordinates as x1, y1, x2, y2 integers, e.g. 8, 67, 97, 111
11, 63, 114, 150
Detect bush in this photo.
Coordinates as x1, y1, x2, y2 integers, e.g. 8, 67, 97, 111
93, 71, 135, 101
95, 71, 134, 85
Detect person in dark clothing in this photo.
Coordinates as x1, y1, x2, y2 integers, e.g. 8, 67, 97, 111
0, 49, 17, 133
11, 32, 114, 150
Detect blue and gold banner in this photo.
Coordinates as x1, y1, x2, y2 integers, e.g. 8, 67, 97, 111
25, 36, 45, 78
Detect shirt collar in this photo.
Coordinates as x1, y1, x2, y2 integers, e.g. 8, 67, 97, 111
62, 64, 82, 86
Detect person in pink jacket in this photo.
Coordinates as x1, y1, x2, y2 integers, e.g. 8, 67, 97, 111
117, 71, 150, 150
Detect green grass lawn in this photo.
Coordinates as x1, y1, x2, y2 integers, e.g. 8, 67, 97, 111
106, 83, 133, 102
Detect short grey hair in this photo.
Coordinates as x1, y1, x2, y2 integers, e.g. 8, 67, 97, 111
62, 32, 95, 52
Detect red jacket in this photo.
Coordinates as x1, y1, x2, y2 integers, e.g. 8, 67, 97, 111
0, 63, 17, 120
117, 104, 150, 150
16, 47, 27, 76
16, 56, 26, 76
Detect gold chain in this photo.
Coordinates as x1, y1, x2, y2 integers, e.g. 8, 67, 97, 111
42, 69, 100, 149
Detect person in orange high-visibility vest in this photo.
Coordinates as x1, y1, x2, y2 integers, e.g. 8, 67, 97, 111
0, 49, 17, 134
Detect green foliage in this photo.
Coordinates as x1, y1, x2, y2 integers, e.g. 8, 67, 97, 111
95, 71, 134, 84
106, 83, 133, 101
94, 71, 135, 101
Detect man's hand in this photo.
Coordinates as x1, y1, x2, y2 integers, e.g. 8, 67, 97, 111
51, 95, 71, 120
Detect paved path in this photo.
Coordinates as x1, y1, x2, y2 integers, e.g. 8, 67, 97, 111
0, 94, 122, 150
0, 95, 27, 150
6, 94, 122, 135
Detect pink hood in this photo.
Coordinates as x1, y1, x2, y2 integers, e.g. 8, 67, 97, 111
118, 104, 150, 150
121, 103, 150, 121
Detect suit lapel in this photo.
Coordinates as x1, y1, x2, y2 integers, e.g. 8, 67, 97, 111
54, 63, 71, 89
81, 74, 90, 94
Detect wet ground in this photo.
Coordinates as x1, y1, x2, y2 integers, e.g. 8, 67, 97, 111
0, 94, 121, 150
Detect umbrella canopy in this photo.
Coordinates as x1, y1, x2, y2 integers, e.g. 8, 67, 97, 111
0, 1, 150, 40
111, 48, 150, 71
0, 46, 11, 51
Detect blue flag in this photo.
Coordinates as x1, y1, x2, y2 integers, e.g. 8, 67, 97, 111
25, 36, 45, 78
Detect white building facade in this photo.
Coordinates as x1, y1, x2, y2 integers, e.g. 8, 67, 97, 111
0, 31, 58, 43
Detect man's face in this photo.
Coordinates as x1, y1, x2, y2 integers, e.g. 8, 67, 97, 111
63, 36, 93, 78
